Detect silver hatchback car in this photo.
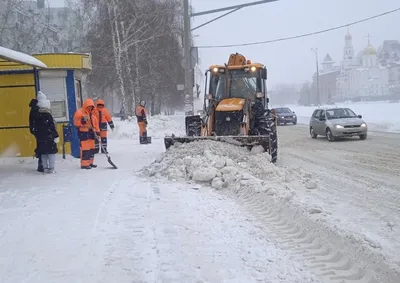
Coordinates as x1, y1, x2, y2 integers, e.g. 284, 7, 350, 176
309, 107, 368, 141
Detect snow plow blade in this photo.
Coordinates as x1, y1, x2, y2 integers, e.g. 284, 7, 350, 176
164, 135, 270, 150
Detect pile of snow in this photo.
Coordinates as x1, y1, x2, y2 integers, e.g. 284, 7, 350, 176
141, 140, 316, 201
111, 115, 185, 140
287, 101, 400, 133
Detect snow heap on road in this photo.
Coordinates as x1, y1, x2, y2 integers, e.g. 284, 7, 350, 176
142, 140, 316, 201
111, 115, 185, 140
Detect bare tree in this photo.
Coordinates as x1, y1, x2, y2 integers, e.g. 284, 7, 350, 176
79, 0, 188, 115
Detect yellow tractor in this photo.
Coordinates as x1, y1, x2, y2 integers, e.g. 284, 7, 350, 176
164, 53, 278, 163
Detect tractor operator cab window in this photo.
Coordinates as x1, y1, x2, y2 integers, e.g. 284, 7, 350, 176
228, 70, 260, 101
215, 74, 226, 101
209, 74, 219, 96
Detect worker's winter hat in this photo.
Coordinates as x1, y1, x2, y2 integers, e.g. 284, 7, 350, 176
37, 97, 51, 109
140, 100, 146, 107
37, 91, 47, 101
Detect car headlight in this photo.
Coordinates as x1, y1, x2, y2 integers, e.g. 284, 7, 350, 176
360, 123, 367, 127
292, 116, 296, 118
335, 125, 344, 128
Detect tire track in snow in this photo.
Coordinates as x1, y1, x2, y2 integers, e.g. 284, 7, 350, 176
221, 186, 400, 283
277, 125, 400, 272
283, 149, 400, 218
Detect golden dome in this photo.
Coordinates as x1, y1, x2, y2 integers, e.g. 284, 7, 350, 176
364, 43, 377, 55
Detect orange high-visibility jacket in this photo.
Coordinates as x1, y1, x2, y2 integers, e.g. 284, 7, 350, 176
136, 105, 147, 122
95, 99, 114, 132
74, 98, 100, 139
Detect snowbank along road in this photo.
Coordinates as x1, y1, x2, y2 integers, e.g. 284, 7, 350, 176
1, 115, 400, 282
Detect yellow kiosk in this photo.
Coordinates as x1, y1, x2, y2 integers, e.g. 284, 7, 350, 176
0, 47, 92, 159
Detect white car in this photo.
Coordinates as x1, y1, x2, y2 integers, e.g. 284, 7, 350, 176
309, 107, 368, 141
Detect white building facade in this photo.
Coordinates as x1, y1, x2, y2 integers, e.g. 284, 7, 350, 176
336, 31, 389, 101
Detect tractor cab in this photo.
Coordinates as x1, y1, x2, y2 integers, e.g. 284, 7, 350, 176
204, 54, 268, 111
165, 53, 278, 164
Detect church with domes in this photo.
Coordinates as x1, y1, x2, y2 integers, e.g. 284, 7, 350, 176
336, 30, 389, 101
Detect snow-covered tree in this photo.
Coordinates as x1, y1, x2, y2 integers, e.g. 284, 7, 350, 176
79, 0, 187, 115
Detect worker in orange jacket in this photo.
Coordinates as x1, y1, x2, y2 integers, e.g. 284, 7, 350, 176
136, 100, 148, 144
94, 99, 114, 154
73, 98, 100, 169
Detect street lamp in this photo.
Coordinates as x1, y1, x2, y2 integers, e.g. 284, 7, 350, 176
311, 48, 321, 105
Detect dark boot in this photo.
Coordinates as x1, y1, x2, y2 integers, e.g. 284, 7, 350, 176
142, 131, 148, 144
140, 133, 148, 144
81, 166, 92, 169
37, 156, 44, 172
90, 164, 97, 168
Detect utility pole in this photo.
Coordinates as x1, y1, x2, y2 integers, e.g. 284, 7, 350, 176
182, 0, 279, 116
183, 0, 193, 115
311, 48, 320, 105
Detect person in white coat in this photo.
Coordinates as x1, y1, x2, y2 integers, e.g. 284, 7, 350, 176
35, 92, 60, 173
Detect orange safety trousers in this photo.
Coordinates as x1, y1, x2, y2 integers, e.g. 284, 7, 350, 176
80, 139, 95, 167
95, 130, 108, 153
138, 122, 147, 137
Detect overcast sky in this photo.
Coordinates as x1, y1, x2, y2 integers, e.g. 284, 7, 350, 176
50, 0, 400, 88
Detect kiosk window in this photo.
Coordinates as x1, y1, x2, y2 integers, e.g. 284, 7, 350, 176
75, 79, 82, 108
39, 77, 68, 120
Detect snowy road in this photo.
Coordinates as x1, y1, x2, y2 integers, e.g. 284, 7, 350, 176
0, 133, 318, 282
276, 124, 400, 280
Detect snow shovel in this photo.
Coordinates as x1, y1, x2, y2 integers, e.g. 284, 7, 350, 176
92, 128, 118, 169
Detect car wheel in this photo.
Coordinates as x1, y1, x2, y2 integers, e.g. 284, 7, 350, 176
326, 128, 335, 142
293, 120, 297, 125
310, 127, 318, 139
359, 134, 367, 140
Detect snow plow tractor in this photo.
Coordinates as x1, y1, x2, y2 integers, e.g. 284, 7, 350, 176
164, 53, 278, 163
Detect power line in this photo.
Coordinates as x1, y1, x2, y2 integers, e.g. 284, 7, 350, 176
196, 7, 400, 49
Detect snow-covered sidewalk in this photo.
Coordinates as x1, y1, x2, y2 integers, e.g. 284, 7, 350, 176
0, 117, 319, 283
